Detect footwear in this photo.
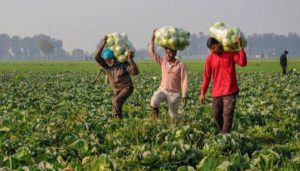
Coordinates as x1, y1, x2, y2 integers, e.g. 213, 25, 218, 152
151, 107, 160, 119
114, 114, 123, 119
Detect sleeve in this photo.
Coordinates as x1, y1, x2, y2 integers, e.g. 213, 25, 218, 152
95, 50, 108, 69
233, 48, 247, 67
280, 55, 287, 66
200, 56, 212, 96
126, 60, 139, 76
147, 43, 163, 65
96, 58, 107, 69
181, 63, 188, 98
283, 56, 287, 66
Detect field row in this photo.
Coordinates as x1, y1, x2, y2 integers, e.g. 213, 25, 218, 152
0, 60, 300, 72
0, 70, 299, 170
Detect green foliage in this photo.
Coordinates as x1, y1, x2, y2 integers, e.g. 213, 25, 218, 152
0, 63, 299, 170
0, 59, 300, 73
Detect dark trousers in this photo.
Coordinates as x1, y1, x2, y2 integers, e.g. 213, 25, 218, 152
212, 91, 238, 133
112, 86, 133, 117
282, 66, 287, 75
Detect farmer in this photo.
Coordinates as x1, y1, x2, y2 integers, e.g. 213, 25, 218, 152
148, 29, 188, 119
280, 50, 288, 75
95, 36, 139, 118
199, 37, 247, 133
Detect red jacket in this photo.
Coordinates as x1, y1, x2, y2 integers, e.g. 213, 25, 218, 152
201, 49, 247, 97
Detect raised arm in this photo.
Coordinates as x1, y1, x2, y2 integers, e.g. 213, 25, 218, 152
94, 36, 108, 68
147, 29, 162, 65
233, 37, 247, 67
126, 50, 139, 76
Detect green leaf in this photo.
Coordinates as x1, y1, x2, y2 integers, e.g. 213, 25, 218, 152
216, 161, 230, 171
70, 139, 89, 153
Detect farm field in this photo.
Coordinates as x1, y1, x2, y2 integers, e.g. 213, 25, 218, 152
1, 59, 300, 72
0, 60, 299, 170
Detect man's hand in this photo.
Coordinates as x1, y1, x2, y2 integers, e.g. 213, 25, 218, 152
199, 95, 205, 104
237, 37, 243, 48
103, 35, 108, 44
128, 50, 134, 61
182, 97, 188, 109
151, 29, 157, 42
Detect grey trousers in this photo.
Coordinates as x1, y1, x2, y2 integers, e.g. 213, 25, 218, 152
212, 91, 238, 133
112, 86, 133, 117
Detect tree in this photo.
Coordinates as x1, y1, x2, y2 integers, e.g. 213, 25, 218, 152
38, 35, 55, 60
71, 48, 85, 59
10, 36, 23, 59
0, 34, 11, 59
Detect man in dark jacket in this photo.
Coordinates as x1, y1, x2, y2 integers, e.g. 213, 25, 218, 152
95, 36, 139, 118
280, 50, 288, 75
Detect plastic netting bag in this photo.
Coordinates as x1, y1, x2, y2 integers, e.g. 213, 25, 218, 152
154, 26, 190, 51
106, 33, 135, 63
209, 22, 247, 52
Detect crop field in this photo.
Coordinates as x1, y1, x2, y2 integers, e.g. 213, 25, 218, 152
0, 60, 300, 170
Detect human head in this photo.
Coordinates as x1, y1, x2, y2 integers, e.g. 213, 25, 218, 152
284, 50, 288, 54
102, 48, 115, 66
165, 47, 177, 62
207, 37, 223, 54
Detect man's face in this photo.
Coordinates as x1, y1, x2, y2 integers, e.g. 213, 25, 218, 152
209, 43, 222, 54
105, 58, 114, 66
165, 48, 177, 62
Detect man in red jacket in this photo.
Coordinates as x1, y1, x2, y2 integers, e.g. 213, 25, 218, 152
199, 37, 247, 133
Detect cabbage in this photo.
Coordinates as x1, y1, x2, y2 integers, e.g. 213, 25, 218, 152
70, 139, 89, 153
231, 35, 238, 43
106, 38, 114, 47
168, 37, 178, 47
117, 55, 127, 63
177, 166, 195, 171
15, 147, 31, 160
175, 129, 184, 138
222, 38, 231, 46
154, 26, 190, 51
209, 21, 247, 52
174, 148, 186, 161
82, 156, 93, 165
114, 45, 126, 57
105, 32, 135, 63
213, 21, 225, 29
85, 155, 115, 170
223, 46, 231, 52
232, 27, 240, 34
139, 150, 160, 165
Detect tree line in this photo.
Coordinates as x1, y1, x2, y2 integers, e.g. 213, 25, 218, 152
0, 32, 299, 60
0, 34, 90, 60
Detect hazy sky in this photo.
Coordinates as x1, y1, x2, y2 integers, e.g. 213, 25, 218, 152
1, 0, 299, 52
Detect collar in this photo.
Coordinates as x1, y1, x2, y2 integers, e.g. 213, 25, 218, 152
164, 56, 179, 65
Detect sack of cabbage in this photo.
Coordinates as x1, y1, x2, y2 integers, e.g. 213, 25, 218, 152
154, 26, 190, 51
209, 22, 247, 52
105, 33, 135, 63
